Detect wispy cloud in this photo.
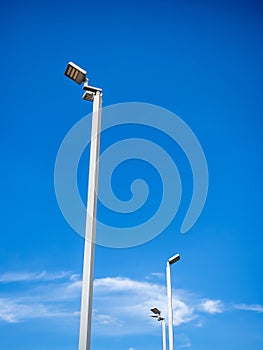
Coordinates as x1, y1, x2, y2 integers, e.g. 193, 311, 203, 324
0, 271, 70, 283
234, 303, 263, 313
199, 299, 223, 314
0, 297, 78, 323
145, 272, 165, 280
0, 271, 80, 324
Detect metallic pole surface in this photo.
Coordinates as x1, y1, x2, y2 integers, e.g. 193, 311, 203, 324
78, 91, 102, 350
161, 319, 167, 350
166, 262, 174, 350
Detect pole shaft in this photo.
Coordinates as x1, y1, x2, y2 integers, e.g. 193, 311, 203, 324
166, 262, 174, 350
162, 320, 167, 350
78, 91, 102, 350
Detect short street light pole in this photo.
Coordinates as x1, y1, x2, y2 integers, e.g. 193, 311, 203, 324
166, 254, 180, 350
150, 307, 167, 350
161, 317, 167, 350
64, 62, 102, 350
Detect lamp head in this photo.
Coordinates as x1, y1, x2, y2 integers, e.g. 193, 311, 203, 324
150, 307, 161, 315
82, 85, 102, 102
82, 90, 94, 102
168, 253, 180, 265
64, 61, 87, 85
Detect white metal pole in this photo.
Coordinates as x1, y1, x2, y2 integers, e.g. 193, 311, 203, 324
166, 262, 174, 350
161, 319, 167, 350
78, 91, 102, 350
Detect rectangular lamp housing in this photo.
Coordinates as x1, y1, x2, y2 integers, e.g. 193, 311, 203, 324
64, 61, 87, 84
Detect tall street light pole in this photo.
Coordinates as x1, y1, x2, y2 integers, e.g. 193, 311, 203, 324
166, 254, 180, 350
64, 62, 102, 350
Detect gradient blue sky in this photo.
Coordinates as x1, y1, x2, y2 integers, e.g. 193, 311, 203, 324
1, 0, 263, 349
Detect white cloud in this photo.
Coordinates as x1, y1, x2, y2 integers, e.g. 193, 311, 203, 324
173, 299, 196, 326
0, 273, 219, 331
0, 298, 21, 323
234, 303, 263, 313
93, 312, 121, 326
0, 297, 77, 323
199, 299, 223, 314
94, 276, 195, 323
1, 269, 261, 340
0, 272, 81, 324
145, 272, 165, 280
92, 276, 196, 336
0, 270, 70, 283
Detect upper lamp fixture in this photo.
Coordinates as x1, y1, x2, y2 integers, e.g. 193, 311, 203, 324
168, 253, 180, 265
150, 307, 161, 315
64, 61, 87, 85
64, 61, 102, 102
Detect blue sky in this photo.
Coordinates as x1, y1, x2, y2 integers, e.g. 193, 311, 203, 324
1, 0, 263, 349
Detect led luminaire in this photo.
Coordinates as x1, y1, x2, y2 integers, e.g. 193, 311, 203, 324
168, 253, 180, 265
151, 307, 161, 315
64, 61, 87, 84
82, 91, 95, 102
